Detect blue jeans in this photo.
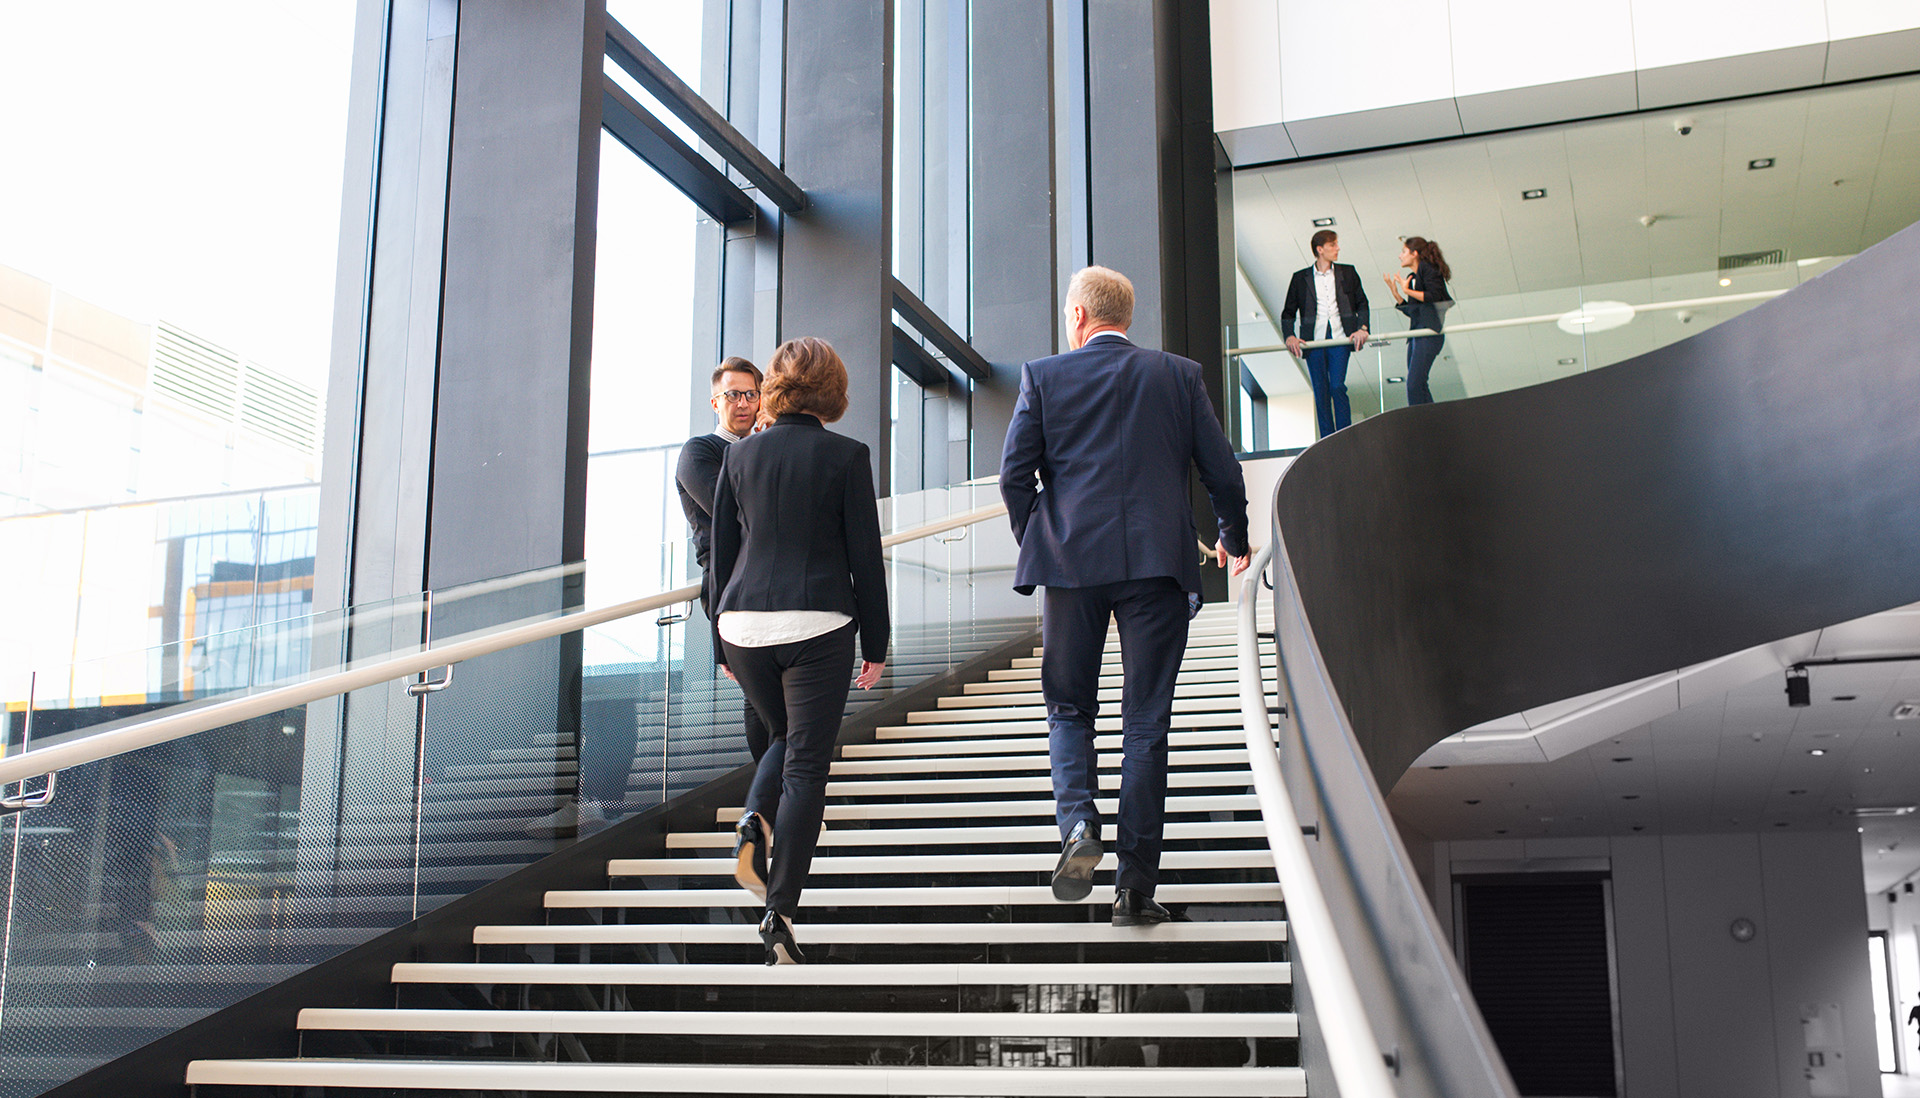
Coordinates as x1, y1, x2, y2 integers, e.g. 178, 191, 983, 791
1406, 334, 1444, 405
1303, 344, 1353, 438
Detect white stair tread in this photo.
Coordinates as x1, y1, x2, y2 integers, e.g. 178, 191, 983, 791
608, 848, 1273, 875
392, 960, 1290, 985
472, 919, 1287, 946
843, 728, 1262, 758
829, 748, 1250, 777
185, 1059, 1305, 1095
949, 678, 1244, 702
904, 696, 1260, 723
874, 712, 1243, 738
1009, 655, 1236, 671
296, 1007, 1296, 1038
543, 882, 1283, 908
671, 819, 1268, 848
823, 769, 1253, 797
712, 794, 1259, 823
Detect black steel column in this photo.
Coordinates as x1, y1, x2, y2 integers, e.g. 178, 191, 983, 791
779, 0, 893, 490
970, 0, 1057, 472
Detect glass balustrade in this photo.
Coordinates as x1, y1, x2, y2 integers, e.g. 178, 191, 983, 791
0, 486, 1033, 1097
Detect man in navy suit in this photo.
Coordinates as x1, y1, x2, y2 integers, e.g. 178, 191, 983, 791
999, 266, 1252, 926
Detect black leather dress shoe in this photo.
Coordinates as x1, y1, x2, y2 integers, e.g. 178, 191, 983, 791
1051, 820, 1103, 901
759, 907, 805, 965
733, 812, 769, 901
1112, 888, 1171, 927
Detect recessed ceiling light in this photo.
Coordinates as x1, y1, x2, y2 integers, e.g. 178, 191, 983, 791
1558, 357, 1578, 365
1612, 756, 1632, 763
1522, 188, 1547, 200
1788, 789, 1807, 795
1775, 821, 1790, 828
1312, 217, 1336, 227
1893, 701, 1920, 720
1832, 695, 1857, 702
1856, 806, 1916, 817
1719, 277, 1733, 287
1387, 376, 1406, 383
1622, 794, 1640, 800
1808, 749, 1827, 756
1465, 799, 1481, 805
1749, 157, 1775, 170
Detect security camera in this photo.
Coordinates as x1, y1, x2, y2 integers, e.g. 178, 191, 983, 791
1677, 309, 1695, 324
1673, 116, 1695, 136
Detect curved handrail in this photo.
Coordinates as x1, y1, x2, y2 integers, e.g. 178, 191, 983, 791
1235, 543, 1398, 1098
0, 501, 1010, 787
1261, 525, 1520, 1098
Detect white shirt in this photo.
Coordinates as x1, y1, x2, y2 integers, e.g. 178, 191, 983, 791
719, 610, 853, 648
1312, 265, 1345, 341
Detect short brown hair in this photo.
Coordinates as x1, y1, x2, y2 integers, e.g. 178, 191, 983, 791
761, 337, 849, 423
710, 356, 761, 391
1310, 229, 1337, 254
1067, 266, 1134, 330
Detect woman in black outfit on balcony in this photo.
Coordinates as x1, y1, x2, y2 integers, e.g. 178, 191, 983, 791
1384, 236, 1453, 405
708, 336, 890, 965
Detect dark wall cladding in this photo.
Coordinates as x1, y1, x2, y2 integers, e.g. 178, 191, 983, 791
1274, 217, 1920, 789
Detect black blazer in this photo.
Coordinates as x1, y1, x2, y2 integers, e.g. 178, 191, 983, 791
709, 413, 890, 664
674, 432, 730, 572
1397, 261, 1452, 333
999, 333, 1250, 596
1279, 263, 1371, 343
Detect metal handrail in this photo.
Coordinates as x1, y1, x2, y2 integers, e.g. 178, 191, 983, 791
1237, 544, 1398, 1097
0, 500, 1010, 788
1231, 288, 1788, 354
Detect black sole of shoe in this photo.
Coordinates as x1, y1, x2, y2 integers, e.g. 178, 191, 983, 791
1112, 912, 1170, 928
1050, 837, 1103, 901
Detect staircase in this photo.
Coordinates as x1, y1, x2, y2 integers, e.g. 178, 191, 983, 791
183, 604, 1302, 1095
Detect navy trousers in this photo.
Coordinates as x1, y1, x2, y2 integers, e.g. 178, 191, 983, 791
1042, 577, 1190, 895
723, 622, 858, 917
1302, 344, 1354, 438
1406, 334, 1444, 405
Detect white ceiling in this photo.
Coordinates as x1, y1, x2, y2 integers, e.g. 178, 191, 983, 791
1231, 74, 1920, 417
1390, 657, 1920, 895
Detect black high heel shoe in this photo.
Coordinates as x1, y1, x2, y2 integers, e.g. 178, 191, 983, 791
733, 812, 768, 901
759, 908, 805, 965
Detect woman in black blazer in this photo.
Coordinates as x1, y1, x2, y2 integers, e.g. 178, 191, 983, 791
1384, 236, 1454, 406
708, 337, 890, 964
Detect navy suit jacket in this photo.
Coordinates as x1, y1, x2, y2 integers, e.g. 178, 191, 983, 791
998, 332, 1250, 596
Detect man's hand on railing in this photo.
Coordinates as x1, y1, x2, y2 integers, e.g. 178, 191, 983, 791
1284, 335, 1303, 358
1213, 543, 1255, 577
1350, 328, 1369, 351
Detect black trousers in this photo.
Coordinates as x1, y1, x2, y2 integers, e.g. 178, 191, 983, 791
722, 622, 857, 917
1042, 577, 1190, 895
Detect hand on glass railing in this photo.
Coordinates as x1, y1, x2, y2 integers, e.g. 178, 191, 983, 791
855, 660, 885, 690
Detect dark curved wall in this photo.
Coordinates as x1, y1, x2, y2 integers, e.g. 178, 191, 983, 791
1275, 219, 1920, 788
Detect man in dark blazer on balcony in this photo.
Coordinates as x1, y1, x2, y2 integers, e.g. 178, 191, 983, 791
1279, 229, 1370, 439
999, 265, 1252, 927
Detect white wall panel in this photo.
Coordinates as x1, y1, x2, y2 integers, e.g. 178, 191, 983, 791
1448, 0, 1637, 98
1628, 0, 1827, 70
1827, 0, 1920, 39
1211, 0, 1285, 132
1275, 0, 1454, 121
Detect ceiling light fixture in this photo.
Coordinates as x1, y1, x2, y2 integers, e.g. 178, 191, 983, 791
1555, 301, 1635, 335
1893, 701, 1920, 720
1719, 277, 1733, 287
1785, 667, 1810, 708
1522, 188, 1547, 200
1808, 749, 1826, 756
1312, 217, 1336, 227
1558, 357, 1578, 365
1749, 157, 1775, 170
1387, 376, 1406, 384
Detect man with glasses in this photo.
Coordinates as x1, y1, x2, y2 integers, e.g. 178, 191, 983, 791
675, 357, 772, 763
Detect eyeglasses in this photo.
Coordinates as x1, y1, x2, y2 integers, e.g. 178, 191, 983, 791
717, 389, 760, 405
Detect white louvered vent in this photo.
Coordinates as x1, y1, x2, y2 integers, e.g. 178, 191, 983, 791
151, 322, 240, 420
239, 365, 319, 455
